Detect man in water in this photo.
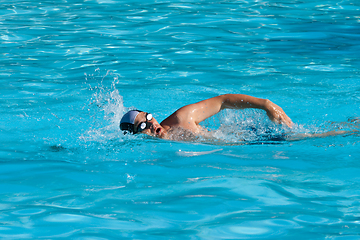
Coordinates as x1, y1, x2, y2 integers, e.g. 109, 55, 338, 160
119, 94, 293, 139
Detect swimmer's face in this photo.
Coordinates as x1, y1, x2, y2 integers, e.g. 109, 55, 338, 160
134, 112, 166, 138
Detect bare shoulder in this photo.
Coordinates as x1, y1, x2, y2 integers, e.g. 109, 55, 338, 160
160, 96, 226, 132
160, 104, 199, 131
160, 111, 179, 127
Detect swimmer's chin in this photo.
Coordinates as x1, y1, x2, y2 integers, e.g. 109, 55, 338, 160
147, 128, 169, 139
158, 131, 169, 139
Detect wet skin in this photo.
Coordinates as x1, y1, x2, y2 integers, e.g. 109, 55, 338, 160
132, 95, 359, 141
132, 94, 293, 139
133, 112, 169, 138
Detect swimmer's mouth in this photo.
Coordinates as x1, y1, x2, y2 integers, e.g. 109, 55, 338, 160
155, 127, 161, 135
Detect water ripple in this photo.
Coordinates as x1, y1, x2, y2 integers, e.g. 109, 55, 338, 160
1, 0, 360, 238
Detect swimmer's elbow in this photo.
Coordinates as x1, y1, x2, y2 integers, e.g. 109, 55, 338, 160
219, 94, 235, 109
262, 99, 271, 110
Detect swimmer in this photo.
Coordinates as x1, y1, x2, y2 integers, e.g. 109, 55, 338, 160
119, 94, 293, 139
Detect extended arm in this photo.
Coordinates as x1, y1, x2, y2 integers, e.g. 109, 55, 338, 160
162, 94, 293, 129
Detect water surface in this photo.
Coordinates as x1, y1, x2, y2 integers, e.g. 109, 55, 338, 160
1, 0, 360, 239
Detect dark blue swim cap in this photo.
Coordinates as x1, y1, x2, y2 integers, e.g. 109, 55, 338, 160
120, 110, 142, 134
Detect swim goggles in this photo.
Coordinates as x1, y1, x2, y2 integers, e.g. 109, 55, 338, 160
136, 113, 153, 133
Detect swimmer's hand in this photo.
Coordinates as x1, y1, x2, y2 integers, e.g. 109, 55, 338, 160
162, 94, 293, 132
264, 100, 293, 128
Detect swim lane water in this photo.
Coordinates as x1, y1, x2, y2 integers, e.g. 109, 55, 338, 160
1, 0, 360, 239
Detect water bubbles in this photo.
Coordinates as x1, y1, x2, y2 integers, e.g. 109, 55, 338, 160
78, 68, 127, 152
126, 173, 136, 183
200, 109, 288, 144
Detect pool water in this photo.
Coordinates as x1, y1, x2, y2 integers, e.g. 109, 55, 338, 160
1, 0, 360, 239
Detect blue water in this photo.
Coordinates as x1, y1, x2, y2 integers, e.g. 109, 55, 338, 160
1, 0, 360, 239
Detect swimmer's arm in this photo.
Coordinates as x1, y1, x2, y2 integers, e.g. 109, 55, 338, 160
175, 94, 293, 128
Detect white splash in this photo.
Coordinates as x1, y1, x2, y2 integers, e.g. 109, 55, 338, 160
80, 69, 126, 144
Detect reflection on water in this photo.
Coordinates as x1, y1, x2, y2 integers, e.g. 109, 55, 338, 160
1, 0, 360, 239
